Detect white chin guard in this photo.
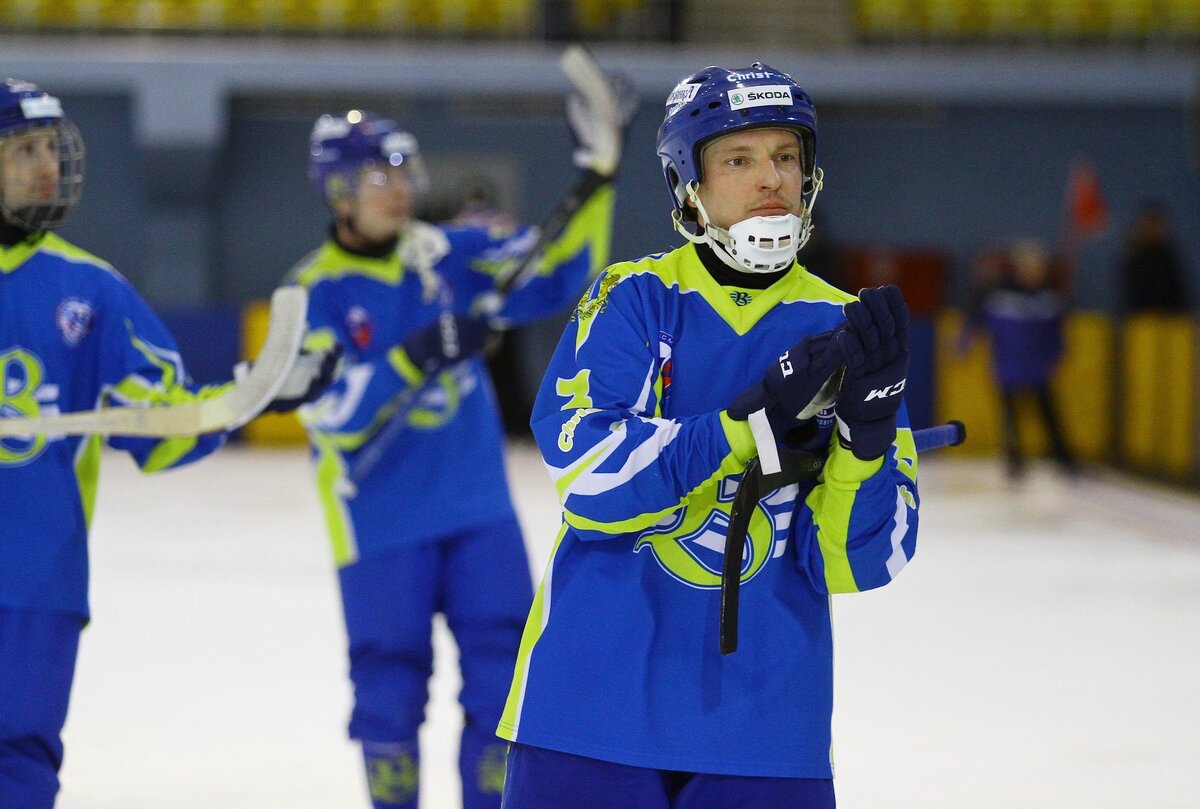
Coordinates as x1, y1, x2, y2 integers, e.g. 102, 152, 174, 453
715, 214, 803, 273
672, 175, 823, 275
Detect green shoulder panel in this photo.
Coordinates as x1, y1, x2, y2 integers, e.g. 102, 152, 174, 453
293, 241, 405, 288
2, 232, 115, 275
38, 233, 116, 272
569, 248, 685, 353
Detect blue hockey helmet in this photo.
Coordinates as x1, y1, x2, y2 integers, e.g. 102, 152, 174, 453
0, 78, 85, 231
655, 63, 818, 219
308, 110, 429, 205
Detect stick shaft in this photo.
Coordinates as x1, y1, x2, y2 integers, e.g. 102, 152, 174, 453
913, 420, 966, 452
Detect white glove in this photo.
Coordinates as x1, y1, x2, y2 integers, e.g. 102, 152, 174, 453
236, 343, 344, 414
566, 70, 638, 178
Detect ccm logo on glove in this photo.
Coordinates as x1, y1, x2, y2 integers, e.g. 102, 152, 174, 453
865, 379, 906, 401
778, 350, 794, 378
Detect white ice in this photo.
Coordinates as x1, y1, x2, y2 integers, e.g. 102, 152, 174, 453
57, 442, 1200, 808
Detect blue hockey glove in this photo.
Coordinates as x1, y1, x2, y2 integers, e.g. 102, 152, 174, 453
834, 285, 910, 461
728, 327, 842, 447
400, 312, 496, 377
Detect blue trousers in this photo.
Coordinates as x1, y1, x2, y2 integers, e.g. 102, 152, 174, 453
502, 744, 836, 809
0, 606, 83, 809
339, 520, 532, 809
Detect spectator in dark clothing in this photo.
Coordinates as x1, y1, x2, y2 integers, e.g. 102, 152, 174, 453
1120, 202, 1192, 314
961, 240, 1078, 480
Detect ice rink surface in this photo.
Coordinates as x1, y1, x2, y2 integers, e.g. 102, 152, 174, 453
57, 441, 1200, 809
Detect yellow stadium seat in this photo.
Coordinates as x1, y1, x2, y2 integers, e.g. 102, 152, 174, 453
0, 0, 44, 26
220, 0, 267, 30
572, 0, 639, 36
921, 0, 968, 39
464, 0, 507, 33
1162, 0, 1200, 36
1105, 0, 1151, 37
38, 0, 83, 28
1045, 0, 1107, 37
463, 0, 530, 34
145, 0, 204, 29
855, 0, 922, 39
345, 0, 409, 32
982, 0, 1041, 37
575, 0, 613, 31
279, 0, 326, 31
402, 0, 444, 31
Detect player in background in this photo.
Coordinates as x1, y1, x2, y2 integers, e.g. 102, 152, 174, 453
290, 70, 632, 809
0, 79, 334, 809
498, 63, 920, 808
960, 239, 1078, 480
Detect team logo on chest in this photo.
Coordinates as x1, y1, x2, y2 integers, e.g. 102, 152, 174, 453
346, 305, 374, 350
55, 298, 93, 346
632, 479, 796, 589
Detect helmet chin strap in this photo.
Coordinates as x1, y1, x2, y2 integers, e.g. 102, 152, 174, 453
671, 170, 824, 274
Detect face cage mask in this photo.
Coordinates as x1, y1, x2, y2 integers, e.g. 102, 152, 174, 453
670, 167, 824, 274
0, 120, 85, 232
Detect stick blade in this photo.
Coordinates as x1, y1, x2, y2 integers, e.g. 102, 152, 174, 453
560, 43, 624, 125
560, 44, 606, 96
0, 286, 308, 438
201, 285, 308, 432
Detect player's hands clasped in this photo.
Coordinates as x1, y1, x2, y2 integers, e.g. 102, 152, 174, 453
727, 327, 842, 447
833, 285, 910, 461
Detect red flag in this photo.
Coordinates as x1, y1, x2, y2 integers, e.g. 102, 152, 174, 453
1065, 157, 1107, 241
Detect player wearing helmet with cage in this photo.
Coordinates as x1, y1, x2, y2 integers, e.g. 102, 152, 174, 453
0, 79, 333, 809
288, 64, 634, 809
497, 63, 920, 808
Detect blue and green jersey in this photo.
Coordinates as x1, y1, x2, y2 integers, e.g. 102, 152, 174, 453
1, 232, 227, 618
498, 242, 920, 778
293, 182, 614, 567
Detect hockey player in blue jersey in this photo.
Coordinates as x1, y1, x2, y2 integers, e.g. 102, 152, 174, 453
291, 70, 632, 809
0, 79, 334, 809
498, 63, 920, 808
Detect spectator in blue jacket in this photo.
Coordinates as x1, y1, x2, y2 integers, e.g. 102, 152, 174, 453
962, 240, 1078, 480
